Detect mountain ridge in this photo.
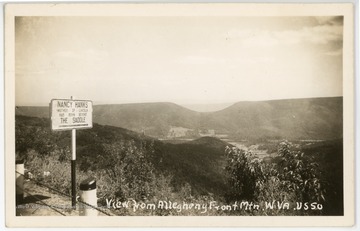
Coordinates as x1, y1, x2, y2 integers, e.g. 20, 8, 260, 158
15, 96, 343, 141
15, 96, 342, 112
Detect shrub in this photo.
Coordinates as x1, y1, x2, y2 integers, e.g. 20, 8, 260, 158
224, 141, 325, 215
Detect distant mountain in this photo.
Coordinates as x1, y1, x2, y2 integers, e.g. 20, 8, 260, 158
15, 106, 49, 118
93, 102, 201, 137
15, 97, 343, 141
208, 97, 343, 140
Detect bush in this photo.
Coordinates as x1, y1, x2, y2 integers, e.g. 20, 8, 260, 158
224, 141, 325, 215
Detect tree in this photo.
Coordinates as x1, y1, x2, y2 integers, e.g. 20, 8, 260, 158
224, 146, 262, 201
277, 141, 325, 203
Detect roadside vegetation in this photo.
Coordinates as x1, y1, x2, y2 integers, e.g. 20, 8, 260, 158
16, 115, 343, 216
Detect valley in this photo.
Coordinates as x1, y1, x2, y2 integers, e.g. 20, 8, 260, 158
16, 96, 343, 141
14, 96, 344, 216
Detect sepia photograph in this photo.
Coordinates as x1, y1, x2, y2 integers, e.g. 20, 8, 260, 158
4, 3, 355, 227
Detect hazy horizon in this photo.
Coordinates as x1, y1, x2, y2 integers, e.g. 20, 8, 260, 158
15, 95, 343, 113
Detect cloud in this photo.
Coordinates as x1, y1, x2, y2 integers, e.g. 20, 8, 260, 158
275, 24, 343, 45
227, 22, 343, 48
315, 16, 343, 26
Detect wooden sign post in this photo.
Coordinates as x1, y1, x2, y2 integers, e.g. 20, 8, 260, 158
50, 97, 93, 208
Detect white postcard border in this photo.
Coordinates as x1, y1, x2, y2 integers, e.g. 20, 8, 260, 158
4, 3, 355, 227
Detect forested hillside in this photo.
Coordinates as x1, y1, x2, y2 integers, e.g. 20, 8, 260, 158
15, 115, 343, 216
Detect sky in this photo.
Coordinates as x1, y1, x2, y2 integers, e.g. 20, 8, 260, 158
15, 16, 343, 107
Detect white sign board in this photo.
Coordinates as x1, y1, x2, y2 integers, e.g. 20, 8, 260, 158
50, 99, 93, 131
